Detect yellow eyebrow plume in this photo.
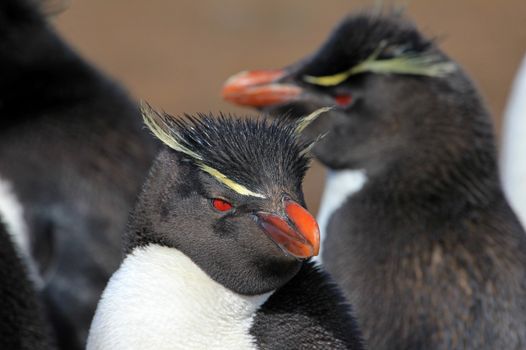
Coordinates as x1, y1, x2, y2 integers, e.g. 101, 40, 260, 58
304, 42, 456, 87
200, 165, 266, 198
141, 101, 266, 199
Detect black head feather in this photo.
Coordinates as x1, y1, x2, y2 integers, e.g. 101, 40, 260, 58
142, 105, 319, 197
0, 0, 65, 22
298, 12, 435, 77
173, 114, 311, 192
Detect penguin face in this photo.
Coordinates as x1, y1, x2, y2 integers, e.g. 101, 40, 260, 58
223, 14, 458, 173
129, 109, 322, 295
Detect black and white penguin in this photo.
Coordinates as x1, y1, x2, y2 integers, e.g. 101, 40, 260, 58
87, 105, 364, 350
0, 1, 157, 348
0, 216, 55, 350
222, 11, 526, 349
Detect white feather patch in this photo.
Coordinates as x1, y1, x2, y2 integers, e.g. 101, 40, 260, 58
501, 55, 526, 228
0, 178, 30, 255
87, 244, 272, 350
0, 177, 42, 288
315, 170, 367, 264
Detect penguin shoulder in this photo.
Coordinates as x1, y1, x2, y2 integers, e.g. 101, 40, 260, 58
250, 261, 364, 350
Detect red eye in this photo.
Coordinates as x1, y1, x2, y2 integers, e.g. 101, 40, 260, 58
212, 198, 233, 212
334, 94, 353, 107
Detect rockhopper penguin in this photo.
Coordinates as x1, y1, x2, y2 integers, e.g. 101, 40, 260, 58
222, 12, 526, 350
0, 216, 55, 350
0, 0, 157, 348
87, 105, 364, 350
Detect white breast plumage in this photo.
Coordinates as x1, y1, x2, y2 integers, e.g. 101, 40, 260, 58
501, 55, 526, 228
0, 177, 30, 256
87, 244, 272, 350
0, 177, 42, 287
316, 169, 367, 263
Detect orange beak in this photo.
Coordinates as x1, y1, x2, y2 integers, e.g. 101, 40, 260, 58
222, 69, 302, 107
257, 200, 320, 259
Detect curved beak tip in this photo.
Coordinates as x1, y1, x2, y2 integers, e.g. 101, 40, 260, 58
257, 201, 320, 259
285, 201, 320, 257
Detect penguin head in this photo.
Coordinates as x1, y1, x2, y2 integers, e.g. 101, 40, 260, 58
128, 104, 323, 295
222, 13, 467, 175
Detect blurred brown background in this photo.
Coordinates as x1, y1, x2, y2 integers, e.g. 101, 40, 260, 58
53, 0, 526, 213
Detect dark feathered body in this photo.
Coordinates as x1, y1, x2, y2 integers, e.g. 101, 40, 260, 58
316, 19, 526, 349
252, 260, 363, 350
327, 190, 526, 349
0, 1, 157, 348
324, 96, 526, 348
223, 11, 526, 349
0, 218, 55, 350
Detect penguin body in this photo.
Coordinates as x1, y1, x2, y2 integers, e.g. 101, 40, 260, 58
0, 1, 156, 348
223, 12, 526, 349
0, 217, 55, 350
88, 109, 363, 350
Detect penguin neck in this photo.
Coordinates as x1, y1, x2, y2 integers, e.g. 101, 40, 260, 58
368, 145, 502, 220
318, 130, 504, 248
88, 244, 272, 350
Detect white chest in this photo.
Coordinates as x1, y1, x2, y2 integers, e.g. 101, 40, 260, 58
316, 169, 367, 263
87, 244, 271, 350
501, 55, 526, 228
0, 177, 29, 256
0, 177, 42, 287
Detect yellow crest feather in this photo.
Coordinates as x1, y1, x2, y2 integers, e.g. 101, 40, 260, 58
200, 165, 266, 198
304, 41, 456, 87
140, 101, 203, 160
295, 106, 333, 135
141, 101, 265, 198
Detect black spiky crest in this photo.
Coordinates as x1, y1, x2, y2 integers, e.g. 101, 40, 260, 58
299, 11, 455, 84
142, 103, 329, 197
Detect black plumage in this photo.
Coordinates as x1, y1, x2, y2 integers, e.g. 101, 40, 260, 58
251, 260, 364, 350
143, 109, 313, 195
0, 217, 55, 350
222, 11, 526, 349
0, 1, 157, 348
296, 13, 433, 79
